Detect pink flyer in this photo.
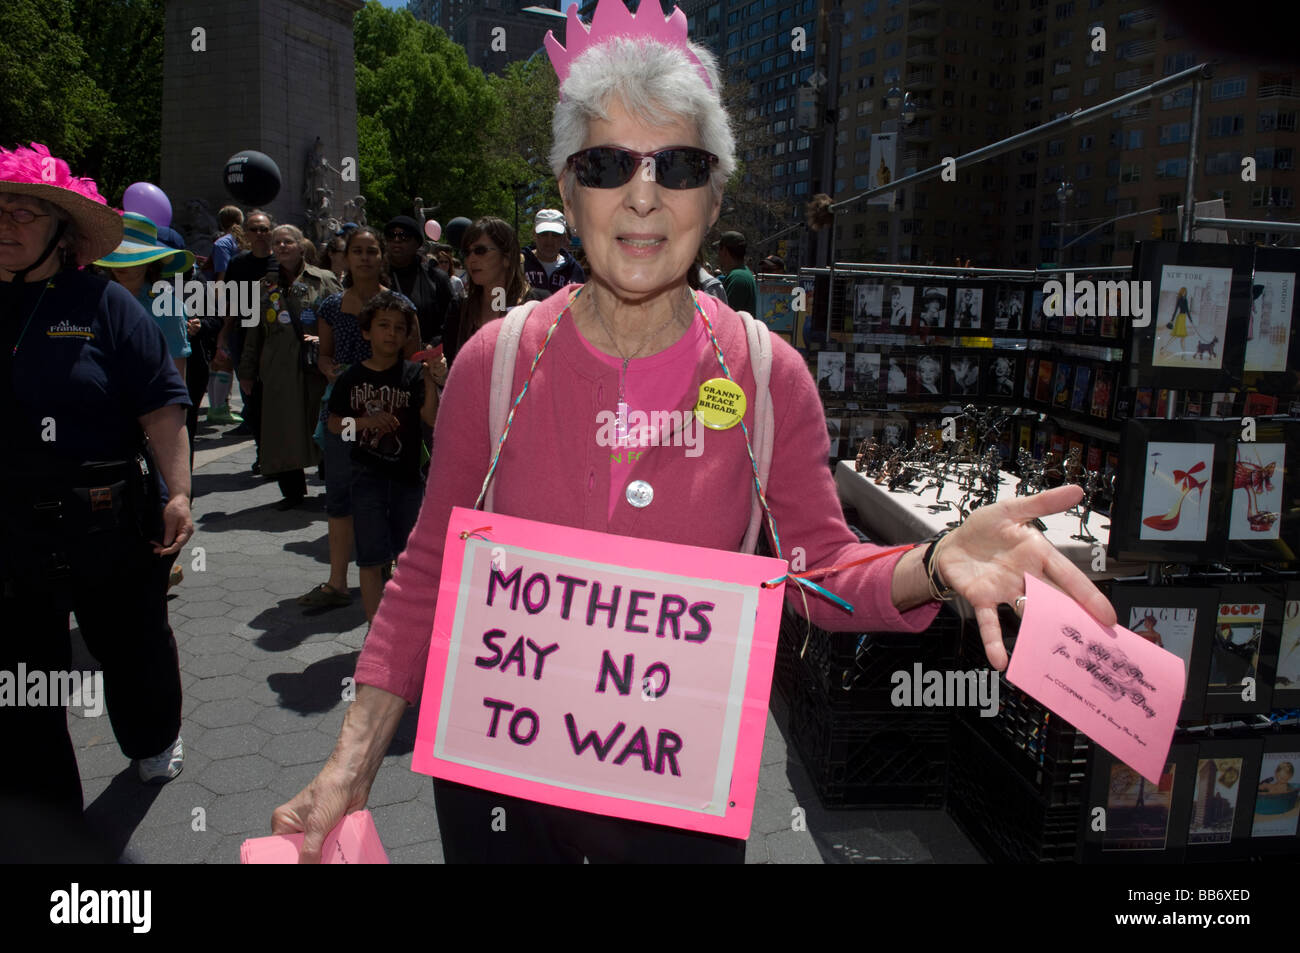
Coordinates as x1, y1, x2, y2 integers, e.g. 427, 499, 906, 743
1007, 573, 1184, 784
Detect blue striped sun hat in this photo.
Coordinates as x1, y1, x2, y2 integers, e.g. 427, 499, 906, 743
93, 212, 195, 276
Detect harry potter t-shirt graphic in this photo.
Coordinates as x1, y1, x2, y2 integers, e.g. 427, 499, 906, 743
328, 360, 426, 484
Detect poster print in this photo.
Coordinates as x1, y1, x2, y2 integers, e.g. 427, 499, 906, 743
914, 353, 944, 397
826, 416, 843, 458
988, 355, 1017, 398
952, 287, 983, 330
1152, 264, 1232, 369
1139, 441, 1214, 543
1243, 271, 1294, 373
816, 351, 845, 393
948, 354, 980, 396
1024, 357, 1037, 401
1252, 750, 1300, 838
1228, 442, 1284, 541
918, 287, 947, 328
1275, 593, 1300, 701
1091, 368, 1115, 419
887, 284, 914, 328
1188, 756, 1244, 845
852, 351, 880, 395
1209, 600, 1263, 697
994, 287, 1024, 331
1103, 760, 1178, 852
854, 282, 884, 331
1034, 359, 1054, 404
885, 355, 911, 396
1070, 363, 1093, 414
1029, 290, 1046, 332
1128, 605, 1198, 710
1051, 362, 1073, 410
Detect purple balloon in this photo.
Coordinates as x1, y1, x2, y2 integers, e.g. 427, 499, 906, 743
123, 182, 172, 229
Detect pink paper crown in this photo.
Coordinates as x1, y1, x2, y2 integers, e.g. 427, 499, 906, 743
545, 0, 713, 96
0, 142, 108, 205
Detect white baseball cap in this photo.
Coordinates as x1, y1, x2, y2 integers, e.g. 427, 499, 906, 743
534, 209, 567, 235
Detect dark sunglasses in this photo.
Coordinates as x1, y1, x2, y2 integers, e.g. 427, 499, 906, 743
247, 225, 271, 233
464, 244, 498, 257
386, 231, 416, 242
566, 146, 718, 190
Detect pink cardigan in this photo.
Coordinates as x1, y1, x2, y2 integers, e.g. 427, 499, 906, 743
356, 285, 940, 703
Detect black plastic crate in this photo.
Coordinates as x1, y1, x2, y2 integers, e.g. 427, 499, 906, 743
946, 717, 1086, 863
786, 664, 950, 809
957, 611, 1089, 804
776, 603, 964, 711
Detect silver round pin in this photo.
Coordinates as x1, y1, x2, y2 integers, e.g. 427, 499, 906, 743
625, 479, 654, 508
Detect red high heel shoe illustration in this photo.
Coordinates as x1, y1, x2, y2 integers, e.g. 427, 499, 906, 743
1142, 461, 1207, 532
1235, 455, 1278, 532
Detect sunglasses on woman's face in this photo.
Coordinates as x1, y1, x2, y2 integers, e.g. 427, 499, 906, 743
566, 147, 718, 190
464, 244, 498, 258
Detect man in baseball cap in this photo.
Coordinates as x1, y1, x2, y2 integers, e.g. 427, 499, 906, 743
522, 208, 585, 296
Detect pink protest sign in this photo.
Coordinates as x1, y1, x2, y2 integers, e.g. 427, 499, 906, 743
411, 506, 788, 838
241, 810, 389, 864
1007, 573, 1184, 784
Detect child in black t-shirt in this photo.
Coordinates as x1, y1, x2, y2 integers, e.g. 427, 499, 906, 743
327, 291, 439, 621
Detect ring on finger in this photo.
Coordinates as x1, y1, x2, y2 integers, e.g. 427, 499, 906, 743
1014, 595, 1026, 612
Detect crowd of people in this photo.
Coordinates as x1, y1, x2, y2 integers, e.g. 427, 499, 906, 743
0, 135, 779, 856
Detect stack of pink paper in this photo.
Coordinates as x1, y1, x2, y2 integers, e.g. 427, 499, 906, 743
240, 810, 390, 864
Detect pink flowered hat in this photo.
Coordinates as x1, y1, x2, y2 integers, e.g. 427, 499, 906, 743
0, 142, 124, 265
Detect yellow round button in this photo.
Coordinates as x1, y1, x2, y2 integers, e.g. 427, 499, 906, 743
694, 377, 746, 430
265, 308, 277, 324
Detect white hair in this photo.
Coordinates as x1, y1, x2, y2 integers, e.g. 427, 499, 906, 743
550, 36, 736, 201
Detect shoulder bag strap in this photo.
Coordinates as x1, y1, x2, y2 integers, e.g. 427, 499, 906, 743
485, 299, 541, 511
736, 309, 775, 555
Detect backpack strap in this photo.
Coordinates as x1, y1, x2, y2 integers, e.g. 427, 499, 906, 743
735, 309, 775, 555
485, 300, 541, 511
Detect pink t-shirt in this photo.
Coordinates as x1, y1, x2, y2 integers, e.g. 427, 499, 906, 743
575, 317, 709, 519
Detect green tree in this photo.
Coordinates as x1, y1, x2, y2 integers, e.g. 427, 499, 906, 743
69, 0, 165, 204
486, 55, 562, 245
354, 2, 508, 226
0, 0, 114, 168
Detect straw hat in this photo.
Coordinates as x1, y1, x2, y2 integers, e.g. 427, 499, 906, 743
94, 212, 195, 277
0, 142, 124, 265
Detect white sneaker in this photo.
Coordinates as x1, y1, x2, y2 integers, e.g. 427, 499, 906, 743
138, 736, 184, 783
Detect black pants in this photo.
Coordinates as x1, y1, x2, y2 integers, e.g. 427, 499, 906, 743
432, 779, 745, 864
0, 542, 182, 837
186, 353, 208, 476
275, 468, 307, 501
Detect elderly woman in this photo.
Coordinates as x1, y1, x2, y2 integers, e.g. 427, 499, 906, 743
0, 144, 193, 852
274, 5, 1113, 864
239, 224, 341, 508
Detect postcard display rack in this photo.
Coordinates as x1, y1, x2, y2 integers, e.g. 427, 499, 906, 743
807, 270, 1126, 483
792, 247, 1300, 861
1085, 241, 1300, 864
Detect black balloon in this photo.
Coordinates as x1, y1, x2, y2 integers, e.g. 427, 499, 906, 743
445, 217, 473, 252
223, 150, 281, 206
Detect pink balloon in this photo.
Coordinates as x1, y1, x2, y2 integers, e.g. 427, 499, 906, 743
123, 182, 172, 229
424, 219, 442, 241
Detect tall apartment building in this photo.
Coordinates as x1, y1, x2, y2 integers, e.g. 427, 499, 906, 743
411, 0, 557, 74
817, 0, 1297, 267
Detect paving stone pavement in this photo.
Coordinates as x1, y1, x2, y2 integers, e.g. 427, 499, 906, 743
65, 420, 982, 864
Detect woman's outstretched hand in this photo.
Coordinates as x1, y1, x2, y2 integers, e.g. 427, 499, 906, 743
936, 484, 1117, 670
